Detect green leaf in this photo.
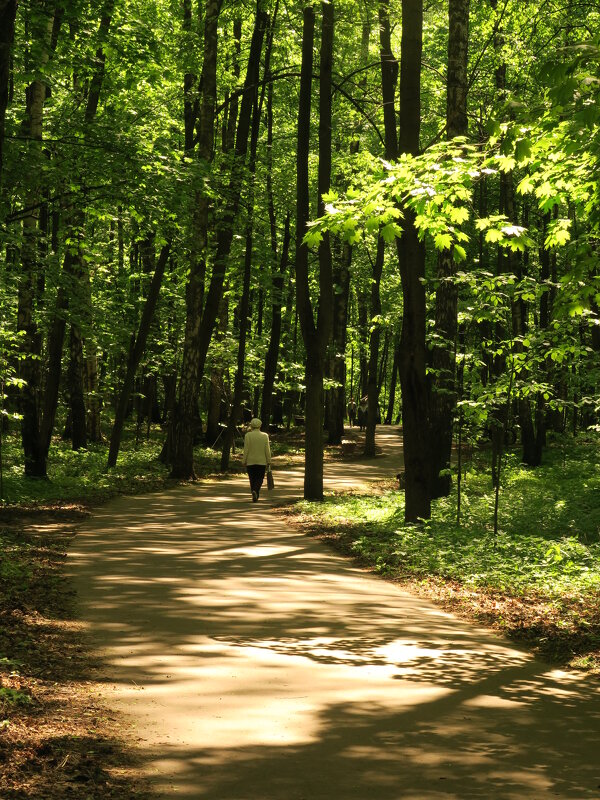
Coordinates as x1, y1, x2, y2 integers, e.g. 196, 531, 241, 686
434, 232, 453, 251
381, 223, 401, 243
453, 244, 467, 262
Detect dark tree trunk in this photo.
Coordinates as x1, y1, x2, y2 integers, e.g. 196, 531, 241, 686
36, 3, 113, 460
429, 0, 470, 499
295, 2, 334, 500
183, 0, 197, 153
356, 287, 370, 399
17, 10, 57, 477
169, 0, 220, 478
397, 0, 430, 521
107, 243, 170, 467
385, 332, 400, 424
68, 323, 87, 450
364, 237, 384, 457
378, 0, 430, 519
261, 213, 291, 429
205, 294, 228, 445
327, 242, 351, 444
221, 82, 266, 470
170, 3, 267, 477
0, 0, 17, 185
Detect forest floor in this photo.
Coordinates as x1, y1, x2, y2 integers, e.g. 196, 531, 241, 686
0, 504, 152, 798
1, 426, 599, 799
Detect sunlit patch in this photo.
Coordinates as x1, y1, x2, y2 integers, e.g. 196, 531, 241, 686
208, 545, 300, 558
374, 639, 443, 663
465, 694, 528, 709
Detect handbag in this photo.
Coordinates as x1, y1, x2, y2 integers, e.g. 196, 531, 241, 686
266, 467, 275, 490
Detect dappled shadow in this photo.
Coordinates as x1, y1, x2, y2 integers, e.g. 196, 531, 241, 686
68, 427, 600, 799
141, 682, 600, 799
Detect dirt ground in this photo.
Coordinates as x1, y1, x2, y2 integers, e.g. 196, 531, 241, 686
0, 507, 150, 799
65, 427, 600, 799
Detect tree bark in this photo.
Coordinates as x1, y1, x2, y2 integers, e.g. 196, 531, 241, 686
385, 332, 401, 423
428, 0, 470, 498
221, 53, 267, 469
169, 0, 220, 478
397, 0, 430, 521
327, 241, 351, 444
170, 2, 267, 477
68, 321, 87, 450
364, 236, 385, 457
107, 243, 171, 467
17, 8, 57, 477
0, 0, 17, 186
261, 213, 291, 429
295, 3, 334, 500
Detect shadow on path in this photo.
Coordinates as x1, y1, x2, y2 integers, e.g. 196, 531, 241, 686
69, 427, 600, 799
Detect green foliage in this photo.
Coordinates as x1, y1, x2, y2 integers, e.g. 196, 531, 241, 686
0, 426, 231, 506
295, 437, 600, 599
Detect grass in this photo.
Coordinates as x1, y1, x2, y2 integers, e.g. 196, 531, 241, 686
291, 434, 600, 671
0, 423, 297, 507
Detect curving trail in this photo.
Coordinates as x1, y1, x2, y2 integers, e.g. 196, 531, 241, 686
69, 427, 600, 799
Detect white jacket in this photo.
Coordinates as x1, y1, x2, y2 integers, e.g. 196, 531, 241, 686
242, 429, 272, 466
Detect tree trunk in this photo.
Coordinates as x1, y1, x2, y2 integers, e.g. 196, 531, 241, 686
385, 332, 400, 423
295, 3, 334, 500
0, 0, 17, 185
261, 213, 291, 429
356, 287, 370, 399
327, 242, 351, 444
428, 0, 470, 498
68, 322, 87, 450
36, 3, 113, 460
169, 0, 220, 478
107, 243, 170, 467
398, 0, 430, 521
364, 237, 384, 457
17, 10, 56, 477
221, 74, 265, 470
170, 3, 267, 477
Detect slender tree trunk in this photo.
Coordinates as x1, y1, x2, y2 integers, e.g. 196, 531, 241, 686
0, 0, 17, 186
327, 241, 351, 444
37, 3, 113, 459
398, 0, 430, 521
204, 291, 228, 445
379, 0, 430, 518
261, 213, 291, 429
170, 3, 267, 477
296, 3, 334, 500
364, 237, 384, 457
17, 9, 57, 477
356, 287, 370, 398
385, 332, 400, 423
221, 73, 266, 470
107, 243, 170, 467
429, 0, 470, 498
169, 0, 220, 478
68, 322, 87, 450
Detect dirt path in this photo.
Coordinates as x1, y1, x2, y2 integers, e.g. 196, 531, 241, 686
69, 427, 600, 799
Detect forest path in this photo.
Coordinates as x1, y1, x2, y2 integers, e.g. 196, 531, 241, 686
69, 426, 600, 799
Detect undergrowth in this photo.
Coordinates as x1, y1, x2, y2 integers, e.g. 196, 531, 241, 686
0, 423, 294, 507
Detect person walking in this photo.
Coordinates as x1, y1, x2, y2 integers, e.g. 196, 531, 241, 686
347, 398, 357, 427
242, 418, 272, 502
357, 396, 368, 431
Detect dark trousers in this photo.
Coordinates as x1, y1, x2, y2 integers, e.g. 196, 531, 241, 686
247, 464, 266, 497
